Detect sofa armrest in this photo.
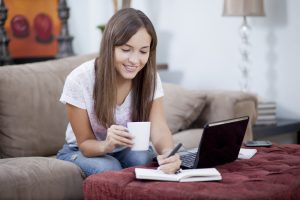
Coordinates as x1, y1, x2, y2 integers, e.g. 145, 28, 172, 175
189, 90, 258, 141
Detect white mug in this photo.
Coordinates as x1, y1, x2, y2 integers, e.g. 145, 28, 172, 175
127, 122, 151, 151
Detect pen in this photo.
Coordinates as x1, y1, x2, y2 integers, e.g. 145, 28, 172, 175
156, 143, 183, 171
167, 143, 182, 158
154, 143, 182, 166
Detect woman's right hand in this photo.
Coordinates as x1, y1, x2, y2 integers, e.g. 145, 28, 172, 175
104, 125, 134, 153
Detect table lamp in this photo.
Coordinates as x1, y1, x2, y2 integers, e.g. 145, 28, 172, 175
223, 0, 265, 91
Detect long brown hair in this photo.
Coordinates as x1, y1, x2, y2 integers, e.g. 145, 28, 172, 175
94, 8, 158, 128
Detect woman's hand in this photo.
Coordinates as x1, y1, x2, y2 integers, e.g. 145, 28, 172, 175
156, 152, 182, 174
104, 125, 134, 153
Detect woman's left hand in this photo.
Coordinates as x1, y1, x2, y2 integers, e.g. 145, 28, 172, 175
156, 153, 182, 174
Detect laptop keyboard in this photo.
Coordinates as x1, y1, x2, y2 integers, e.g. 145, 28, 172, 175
180, 152, 197, 168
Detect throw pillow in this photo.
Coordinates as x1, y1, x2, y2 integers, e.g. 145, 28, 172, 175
162, 83, 207, 134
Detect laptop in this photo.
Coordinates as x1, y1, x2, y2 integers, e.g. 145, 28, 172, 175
179, 116, 249, 169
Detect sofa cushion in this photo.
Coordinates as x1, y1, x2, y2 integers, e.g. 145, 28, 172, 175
0, 54, 96, 158
172, 129, 203, 149
189, 90, 258, 141
0, 157, 84, 200
162, 83, 206, 133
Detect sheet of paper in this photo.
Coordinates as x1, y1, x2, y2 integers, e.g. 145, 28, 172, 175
238, 148, 257, 159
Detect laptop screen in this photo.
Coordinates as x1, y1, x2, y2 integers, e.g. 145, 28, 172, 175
193, 116, 249, 168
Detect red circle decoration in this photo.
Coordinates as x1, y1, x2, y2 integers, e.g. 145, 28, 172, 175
34, 13, 53, 43
10, 15, 30, 38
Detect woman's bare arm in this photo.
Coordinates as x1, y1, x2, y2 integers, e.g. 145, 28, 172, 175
66, 103, 133, 157
149, 97, 181, 173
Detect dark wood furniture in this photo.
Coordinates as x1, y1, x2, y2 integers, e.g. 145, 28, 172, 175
56, 0, 74, 58
0, 0, 12, 65
253, 118, 300, 144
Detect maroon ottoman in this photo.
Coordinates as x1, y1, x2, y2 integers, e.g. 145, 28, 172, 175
83, 144, 300, 200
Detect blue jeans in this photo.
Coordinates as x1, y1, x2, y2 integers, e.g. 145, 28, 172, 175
56, 144, 155, 177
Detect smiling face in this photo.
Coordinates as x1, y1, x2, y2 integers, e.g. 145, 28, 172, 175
114, 27, 151, 82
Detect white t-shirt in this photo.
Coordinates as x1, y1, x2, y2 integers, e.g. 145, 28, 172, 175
60, 59, 164, 147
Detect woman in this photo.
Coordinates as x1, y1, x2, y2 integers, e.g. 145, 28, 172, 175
57, 8, 181, 176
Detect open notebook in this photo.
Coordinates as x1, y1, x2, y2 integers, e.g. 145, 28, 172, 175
135, 168, 222, 182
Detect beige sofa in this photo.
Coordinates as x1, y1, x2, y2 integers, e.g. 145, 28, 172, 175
0, 54, 258, 200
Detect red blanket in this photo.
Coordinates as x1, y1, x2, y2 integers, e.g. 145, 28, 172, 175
84, 144, 300, 200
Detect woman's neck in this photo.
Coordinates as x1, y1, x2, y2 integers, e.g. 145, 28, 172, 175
116, 76, 132, 106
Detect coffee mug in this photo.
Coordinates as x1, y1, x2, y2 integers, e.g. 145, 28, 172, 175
127, 122, 151, 151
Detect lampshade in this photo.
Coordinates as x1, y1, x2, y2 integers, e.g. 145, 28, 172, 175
223, 0, 265, 16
